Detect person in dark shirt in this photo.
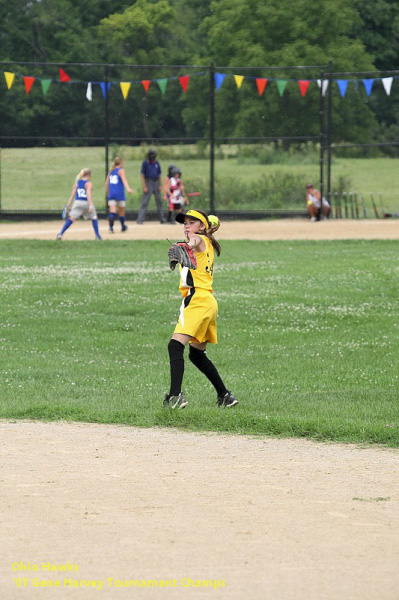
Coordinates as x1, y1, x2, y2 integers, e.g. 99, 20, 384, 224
137, 149, 166, 224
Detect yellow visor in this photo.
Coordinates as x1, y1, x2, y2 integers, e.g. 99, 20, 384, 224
175, 209, 209, 228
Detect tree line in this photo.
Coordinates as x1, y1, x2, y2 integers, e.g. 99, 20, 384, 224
1, 0, 399, 148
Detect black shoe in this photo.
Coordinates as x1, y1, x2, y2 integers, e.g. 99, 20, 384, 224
217, 391, 238, 408
163, 393, 188, 409
121, 225, 128, 232
171, 393, 188, 409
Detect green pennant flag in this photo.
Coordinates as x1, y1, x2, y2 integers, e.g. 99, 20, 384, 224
157, 78, 168, 94
41, 79, 52, 95
276, 79, 288, 97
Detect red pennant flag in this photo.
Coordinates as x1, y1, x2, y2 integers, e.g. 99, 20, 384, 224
298, 80, 310, 97
256, 78, 268, 96
24, 76, 35, 94
59, 68, 71, 82
179, 75, 189, 93
141, 80, 151, 92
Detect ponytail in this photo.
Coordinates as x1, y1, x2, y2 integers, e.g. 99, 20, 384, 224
76, 167, 91, 183
194, 209, 221, 256
110, 156, 122, 172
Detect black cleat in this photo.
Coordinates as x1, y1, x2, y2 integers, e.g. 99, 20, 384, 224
171, 393, 188, 409
217, 391, 238, 408
163, 393, 188, 409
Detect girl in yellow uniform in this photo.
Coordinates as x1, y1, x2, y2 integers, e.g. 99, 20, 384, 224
164, 209, 238, 409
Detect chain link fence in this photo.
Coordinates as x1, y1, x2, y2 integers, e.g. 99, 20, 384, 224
1, 62, 398, 219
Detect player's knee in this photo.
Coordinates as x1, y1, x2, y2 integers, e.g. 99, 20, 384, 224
189, 345, 206, 367
168, 339, 185, 362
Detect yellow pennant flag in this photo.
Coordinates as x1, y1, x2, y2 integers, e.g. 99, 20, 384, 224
120, 82, 131, 100
4, 71, 15, 89
234, 75, 244, 89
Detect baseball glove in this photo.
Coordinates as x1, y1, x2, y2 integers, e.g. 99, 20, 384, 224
168, 242, 197, 271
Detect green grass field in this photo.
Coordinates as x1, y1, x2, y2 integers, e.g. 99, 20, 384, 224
1, 239, 398, 447
1, 146, 399, 214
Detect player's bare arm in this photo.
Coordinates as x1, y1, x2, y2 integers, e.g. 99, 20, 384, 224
86, 181, 93, 207
67, 183, 77, 208
120, 168, 133, 194
186, 233, 206, 252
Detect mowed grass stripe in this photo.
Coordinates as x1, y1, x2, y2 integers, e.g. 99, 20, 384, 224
0, 239, 398, 446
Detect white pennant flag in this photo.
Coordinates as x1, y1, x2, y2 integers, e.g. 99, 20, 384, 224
382, 77, 393, 96
317, 79, 329, 96
86, 82, 93, 101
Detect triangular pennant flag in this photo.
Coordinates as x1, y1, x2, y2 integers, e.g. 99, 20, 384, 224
24, 76, 35, 94
382, 76, 393, 95
141, 80, 151, 92
120, 82, 131, 100
59, 68, 71, 82
179, 75, 189, 92
298, 80, 310, 97
317, 79, 329, 96
276, 79, 288, 96
234, 75, 244, 89
337, 79, 348, 97
100, 81, 111, 100
100, 82, 111, 99
255, 78, 268, 96
40, 79, 51, 95
157, 78, 168, 94
362, 78, 374, 96
4, 71, 15, 90
86, 82, 92, 101
214, 72, 226, 91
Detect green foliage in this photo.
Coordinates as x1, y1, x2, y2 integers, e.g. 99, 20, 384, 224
98, 0, 175, 64
0, 239, 398, 447
0, 0, 397, 149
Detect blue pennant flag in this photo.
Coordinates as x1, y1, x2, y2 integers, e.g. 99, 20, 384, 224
214, 72, 226, 91
100, 82, 112, 99
337, 80, 348, 97
362, 78, 374, 96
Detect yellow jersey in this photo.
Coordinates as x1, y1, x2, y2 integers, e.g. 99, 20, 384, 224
179, 235, 214, 297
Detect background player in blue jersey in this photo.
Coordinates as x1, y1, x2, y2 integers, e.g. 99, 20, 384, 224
106, 156, 134, 233
57, 168, 101, 240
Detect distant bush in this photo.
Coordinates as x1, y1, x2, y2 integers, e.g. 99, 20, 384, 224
237, 142, 320, 165
211, 171, 352, 210
214, 171, 308, 210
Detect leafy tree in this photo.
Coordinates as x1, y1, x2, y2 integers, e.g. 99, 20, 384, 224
196, 0, 377, 143
354, 0, 399, 71
352, 0, 399, 151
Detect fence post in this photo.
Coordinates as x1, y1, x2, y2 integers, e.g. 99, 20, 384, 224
0, 147, 2, 215
209, 62, 215, 214
318, 68, 325, 221
104, 65, 110, 212
326, 60, 333, 211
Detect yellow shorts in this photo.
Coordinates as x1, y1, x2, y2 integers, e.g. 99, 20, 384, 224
174, 290, 218, 344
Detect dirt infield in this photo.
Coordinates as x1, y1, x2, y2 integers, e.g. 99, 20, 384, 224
1, 422, 398, 600
1, 218, 398, 600
0, 217, 399, 241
